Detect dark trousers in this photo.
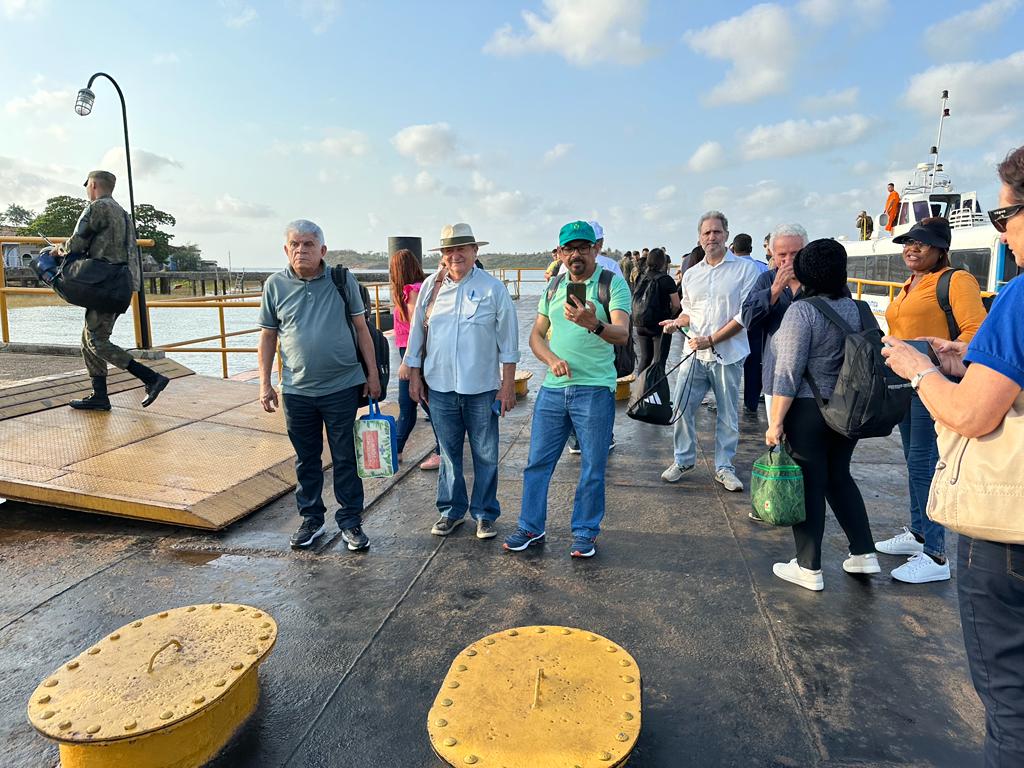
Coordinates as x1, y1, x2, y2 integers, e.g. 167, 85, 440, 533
959, 536, 1024, 767
784, 398, 874, 570
82, 309, 133, 377
396, 347, 439, 456
742, 327, 763, 412
635, 331, 671, 374
283, 385, 364, 529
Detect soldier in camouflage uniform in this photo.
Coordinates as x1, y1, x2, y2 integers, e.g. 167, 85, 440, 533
56, 170, 169, 411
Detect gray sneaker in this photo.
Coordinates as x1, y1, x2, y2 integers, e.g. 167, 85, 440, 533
476, 519, 497, 539
715, 469, 744, 492
431, 516, 465, 536
661, 463, 695, 483
340, 525, 369, 551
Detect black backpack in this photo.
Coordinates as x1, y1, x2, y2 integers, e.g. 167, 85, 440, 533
545, 269, 636, 378
631, 273, 668, 334
331, 266, 390, 405
935, 268, 993, 340
803, 297, 912, 440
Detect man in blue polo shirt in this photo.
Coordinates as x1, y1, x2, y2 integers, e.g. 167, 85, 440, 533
257, 219, 381, 552
503, 220, 631, 558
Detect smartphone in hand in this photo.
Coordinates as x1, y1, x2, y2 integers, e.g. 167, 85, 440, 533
903, 339, 941, 366
566, 282, 587, 306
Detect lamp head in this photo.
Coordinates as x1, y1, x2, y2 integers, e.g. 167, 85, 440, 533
75, 88, 95, 116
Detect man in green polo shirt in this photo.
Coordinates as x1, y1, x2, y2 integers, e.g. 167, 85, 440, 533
503, 220, 631, 558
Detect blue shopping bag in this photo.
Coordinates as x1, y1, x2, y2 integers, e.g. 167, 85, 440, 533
354, 399, 398, 479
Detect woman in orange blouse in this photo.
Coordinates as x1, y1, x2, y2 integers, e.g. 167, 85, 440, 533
876, 217, 987, 584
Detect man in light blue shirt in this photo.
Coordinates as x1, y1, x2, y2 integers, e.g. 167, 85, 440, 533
404, 223, 519, 541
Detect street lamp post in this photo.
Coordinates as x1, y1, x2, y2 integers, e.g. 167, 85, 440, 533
75, 72, 153, 349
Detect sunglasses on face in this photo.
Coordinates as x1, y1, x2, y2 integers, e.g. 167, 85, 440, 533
988, 203, 1024, 233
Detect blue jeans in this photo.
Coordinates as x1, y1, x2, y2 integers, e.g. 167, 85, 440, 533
396, 347, 439, 456
518, 385, 615, 539
959, 536, 1024, 766
898, 394, 945, 557
429, 389, 500, 522
672, 356, 742, 472
283, 385, 363, 529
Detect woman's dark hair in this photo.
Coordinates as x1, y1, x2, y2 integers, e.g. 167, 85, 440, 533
918, 217, 951, 272
800, 283, 852, 300
998, 145, 1024, 205
389, 248, 426, 323
646, 247, 668, 272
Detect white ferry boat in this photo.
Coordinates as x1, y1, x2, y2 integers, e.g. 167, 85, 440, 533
840, 93, 1019, 321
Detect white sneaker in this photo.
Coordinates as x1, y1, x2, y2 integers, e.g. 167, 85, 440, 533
891, 552, 951, 584
773, 559, 824, 591
875, 526, 925, 556
661, 463, 694, 483
843, 552, 881, 574
715, 469, 744, 492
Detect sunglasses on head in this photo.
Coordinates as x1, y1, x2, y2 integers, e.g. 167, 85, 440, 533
988, 203, 1024, 233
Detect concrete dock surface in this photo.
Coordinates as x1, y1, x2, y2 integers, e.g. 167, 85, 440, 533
0, 304, 984, 768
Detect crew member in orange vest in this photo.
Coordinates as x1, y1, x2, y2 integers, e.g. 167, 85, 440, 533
884, 182, 900, 233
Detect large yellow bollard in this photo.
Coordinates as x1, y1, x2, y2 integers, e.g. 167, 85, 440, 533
428, 626, 642, 767
27, 603, 277, 768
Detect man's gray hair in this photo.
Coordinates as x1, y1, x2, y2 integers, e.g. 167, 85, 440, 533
697, 210, 728, 233
284, 219, 325, 245
769, 223, 809, 251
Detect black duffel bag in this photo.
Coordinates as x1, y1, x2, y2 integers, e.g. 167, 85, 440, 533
53, 256, 134, 315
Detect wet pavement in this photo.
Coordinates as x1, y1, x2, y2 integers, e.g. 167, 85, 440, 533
0, 301, 985, 767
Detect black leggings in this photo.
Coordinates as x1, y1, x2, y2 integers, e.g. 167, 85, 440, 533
635, 332, 671, 373
784, 398, 874, 570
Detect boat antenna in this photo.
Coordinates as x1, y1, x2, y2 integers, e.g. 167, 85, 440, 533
929, 90, 950, 192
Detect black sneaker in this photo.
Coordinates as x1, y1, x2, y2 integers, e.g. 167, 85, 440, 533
431, 516, 464, 536
567, 436, 581, 455
69, 394, 111, 411
290, 518, 326, 549
476, 519, 497, 539
341, 525, 369, 551
141, 374, 169, 407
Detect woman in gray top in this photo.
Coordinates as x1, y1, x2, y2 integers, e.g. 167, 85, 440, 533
765, 239, 878, 591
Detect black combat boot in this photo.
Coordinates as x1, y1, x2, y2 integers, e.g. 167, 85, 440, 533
127, 360, 169, 407
70, 376, 111, 411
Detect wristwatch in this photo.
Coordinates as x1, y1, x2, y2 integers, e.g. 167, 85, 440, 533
590, 320, 606, 336
910, 367, 939, 391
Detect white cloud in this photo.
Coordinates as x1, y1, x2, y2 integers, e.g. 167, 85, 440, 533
306, 130, 370, 158
479, 190, 533, 218
45, 125, 68, 143
4, 87, 72, 115
220, 0, 257, 28
656, 185, 676, 201
414, 171, 439, 193
471, 171, 496, 194
683, 4, 797, 105
392, 123, 458, 166
802, 87, 859, 112
214, 194, 274, 218
100, 147, 184, 179
741, 114, 874, 160
2, 0, 48, 20
484, 0, 651, 67
152, 52, 181, 65
0, 155, 80, 209
702, 185, 731, 211
796, 0, 888, 25
924, 0, 1018, 56
292, 0, 340, 34
542, 143, 573, 164
392, 171, 441, 195
686, 141, 727, 173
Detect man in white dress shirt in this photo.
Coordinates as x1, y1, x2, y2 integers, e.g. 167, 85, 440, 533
659, 211, 760, 491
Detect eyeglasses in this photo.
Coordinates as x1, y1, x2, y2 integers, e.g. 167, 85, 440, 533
560, 244, 592, 255
900, 239, 928, 251
988, 203, 1024, 233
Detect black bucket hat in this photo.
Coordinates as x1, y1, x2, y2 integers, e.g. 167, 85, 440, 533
794, 239, 848, 295
892, 217, 951, 250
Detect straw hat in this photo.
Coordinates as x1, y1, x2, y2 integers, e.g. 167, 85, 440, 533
428, 223, 489, 251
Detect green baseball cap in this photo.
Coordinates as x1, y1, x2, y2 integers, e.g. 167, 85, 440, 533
558, 220, 596, 247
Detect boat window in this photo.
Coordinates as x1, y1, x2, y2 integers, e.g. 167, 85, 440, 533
898, 203, 910, 225
913, 201, 931, 222
949, 248, 991, 286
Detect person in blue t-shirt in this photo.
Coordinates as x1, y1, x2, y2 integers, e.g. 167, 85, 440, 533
882, 144, 1024, 768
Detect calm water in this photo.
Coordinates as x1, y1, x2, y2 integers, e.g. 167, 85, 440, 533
6, 270, 550, 379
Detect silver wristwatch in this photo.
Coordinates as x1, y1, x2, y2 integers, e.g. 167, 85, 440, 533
910, 367, 939, 391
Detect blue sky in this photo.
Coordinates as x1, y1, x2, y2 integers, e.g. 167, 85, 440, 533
2, 0, 1021, 268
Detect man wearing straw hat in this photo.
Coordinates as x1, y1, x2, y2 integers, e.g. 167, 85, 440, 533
405, 223, 520, 541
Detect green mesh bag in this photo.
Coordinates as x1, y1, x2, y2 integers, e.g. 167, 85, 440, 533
751, 445, 806, 526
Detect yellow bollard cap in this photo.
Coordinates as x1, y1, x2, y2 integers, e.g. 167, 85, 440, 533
26, 603, 277, 745
428, 626, 641, 767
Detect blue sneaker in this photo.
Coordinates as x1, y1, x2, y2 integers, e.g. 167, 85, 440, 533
503, 527, 545, 552
570, 536, 597, 558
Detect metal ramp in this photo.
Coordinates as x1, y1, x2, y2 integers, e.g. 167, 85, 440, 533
0, 362, 300, 529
